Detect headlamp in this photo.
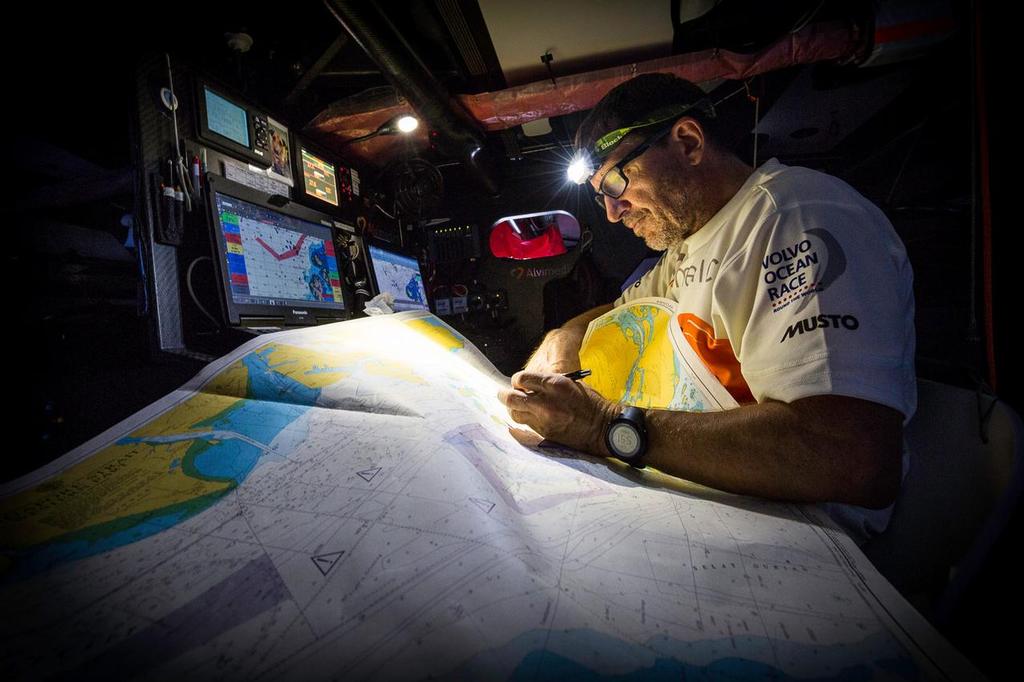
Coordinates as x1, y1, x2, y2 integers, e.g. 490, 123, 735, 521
566, 99, 715, 185
567, 153, 596, 185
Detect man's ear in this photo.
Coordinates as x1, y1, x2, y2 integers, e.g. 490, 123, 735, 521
670, 117, 705, 166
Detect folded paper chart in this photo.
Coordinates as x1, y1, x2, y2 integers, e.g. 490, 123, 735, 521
0, 311, 981, 680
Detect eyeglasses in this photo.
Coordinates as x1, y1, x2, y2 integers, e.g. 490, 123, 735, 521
573, 99, 716, 207
592, 123, 673, 208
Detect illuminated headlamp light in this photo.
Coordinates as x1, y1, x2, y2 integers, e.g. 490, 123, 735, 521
567, 152, 596, 185
565, 100, 716, 185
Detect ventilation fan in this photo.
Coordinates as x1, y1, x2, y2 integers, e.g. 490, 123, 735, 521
379, 157, 443, 220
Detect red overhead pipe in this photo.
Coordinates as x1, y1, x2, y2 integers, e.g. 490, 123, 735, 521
464, 20, 858, 130
309, 20, 860, 166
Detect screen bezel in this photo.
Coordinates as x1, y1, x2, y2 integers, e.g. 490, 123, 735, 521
363, 238, 430, 313
206, 173, 352, 326
293, 136, 342, 210
195, 79, 271, 168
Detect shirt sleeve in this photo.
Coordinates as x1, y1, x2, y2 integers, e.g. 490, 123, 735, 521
713, 199, 917, 421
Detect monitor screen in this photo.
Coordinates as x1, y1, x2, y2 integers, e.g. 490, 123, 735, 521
367, 244, 429, 312
300, 148, 339, 207
204, 87, 250, 148
211, 190, 346, 317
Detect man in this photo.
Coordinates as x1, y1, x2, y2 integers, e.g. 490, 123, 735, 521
497, 74, 916, 543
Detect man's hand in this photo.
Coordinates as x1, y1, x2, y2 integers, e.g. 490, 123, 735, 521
522, 303, 613, 375
497, 373, 902, 508
497, 371, 619, 454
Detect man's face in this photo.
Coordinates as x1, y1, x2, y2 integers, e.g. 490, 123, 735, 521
590, 127, 714, 251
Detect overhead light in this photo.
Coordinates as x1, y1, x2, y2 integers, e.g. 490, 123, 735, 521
395, 115, 419, 133
344, 114, 421, 145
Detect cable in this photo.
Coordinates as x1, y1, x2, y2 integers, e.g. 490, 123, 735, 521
885, 122, 928, 207
347, 238, 361, 261
185, 256, 222, 330
789, 1, 825, 34
338, 236, 372, 303
165, 54, 193, 212
127, 131, 149, 315
578, 229, 594, 254
712, 83, 747, 108
374, 202, 398, 221
744, 80, 761, 168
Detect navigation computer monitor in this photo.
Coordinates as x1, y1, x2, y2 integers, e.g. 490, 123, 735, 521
206, 174, 350, 327
365, 242, 429, 312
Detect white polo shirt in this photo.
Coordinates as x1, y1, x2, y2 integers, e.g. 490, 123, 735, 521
616, 158, 916, 542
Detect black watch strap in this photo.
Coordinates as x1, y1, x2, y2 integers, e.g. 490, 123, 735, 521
605, 405, 648, 468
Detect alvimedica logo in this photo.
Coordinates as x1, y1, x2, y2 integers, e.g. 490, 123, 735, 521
780, 313, 859, 343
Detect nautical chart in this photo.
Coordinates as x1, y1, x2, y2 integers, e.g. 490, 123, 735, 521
0, 312, 981, 680
579, 297, 738, 411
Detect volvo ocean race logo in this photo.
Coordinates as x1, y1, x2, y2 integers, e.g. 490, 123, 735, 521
762, 228, 846, 314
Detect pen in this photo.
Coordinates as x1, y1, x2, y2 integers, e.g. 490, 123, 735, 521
521, 369, 591, 396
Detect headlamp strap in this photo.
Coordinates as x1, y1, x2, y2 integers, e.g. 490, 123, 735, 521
591, 100, 714, 160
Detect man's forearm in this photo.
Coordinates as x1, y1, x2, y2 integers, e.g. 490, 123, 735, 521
639, 396, 903, 509
524, 303, 613, 373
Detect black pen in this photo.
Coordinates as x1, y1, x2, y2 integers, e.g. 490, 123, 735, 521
562, 369, 592, 381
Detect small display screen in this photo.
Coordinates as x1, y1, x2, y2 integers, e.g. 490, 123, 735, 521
204, 87, 250, 148
213, 192, 345, 310
301, 148, 339, 207
368, 245, 428, 312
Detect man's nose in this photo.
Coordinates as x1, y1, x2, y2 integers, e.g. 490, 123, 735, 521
605, 194, 630, 222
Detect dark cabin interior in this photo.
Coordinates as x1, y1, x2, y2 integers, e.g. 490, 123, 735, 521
4, 1, 1017, 679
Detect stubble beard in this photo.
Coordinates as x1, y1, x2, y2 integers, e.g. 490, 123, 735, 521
632, 164, 716, 252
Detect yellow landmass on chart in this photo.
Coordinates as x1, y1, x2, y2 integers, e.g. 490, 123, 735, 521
1, 342, 363, 555
579, 302, 682, 409
205, 342, 355, 397
0, 390, 242, 549
258, 341, 432, 388
0, 318, 501, 578
403, 317, 466, 352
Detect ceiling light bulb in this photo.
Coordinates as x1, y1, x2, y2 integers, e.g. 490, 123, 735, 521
396, 116, 419, 133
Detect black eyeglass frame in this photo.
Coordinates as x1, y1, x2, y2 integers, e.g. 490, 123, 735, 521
591, 123, 675, 208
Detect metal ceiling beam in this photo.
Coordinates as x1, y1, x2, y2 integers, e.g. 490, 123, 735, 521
324, 0, 501, 194
284, 34, 349, 110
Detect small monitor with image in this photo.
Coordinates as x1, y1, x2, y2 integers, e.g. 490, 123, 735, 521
300, 147, 339, 207
366, 242, 429, 312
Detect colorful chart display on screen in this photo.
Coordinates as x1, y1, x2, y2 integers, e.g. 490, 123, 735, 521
213, 192, 345, 310
300, 148, 339, 207
368, 244, 428, 312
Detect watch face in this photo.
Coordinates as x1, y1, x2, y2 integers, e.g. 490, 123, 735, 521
609, 422, 641, 458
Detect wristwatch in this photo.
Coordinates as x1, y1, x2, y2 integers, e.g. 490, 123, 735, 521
605, 406, 648, 468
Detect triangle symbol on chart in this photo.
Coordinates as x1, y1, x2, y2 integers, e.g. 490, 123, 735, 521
469, 497, 495, 513
357, 467, 382, 483
311, 551, 345, 576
